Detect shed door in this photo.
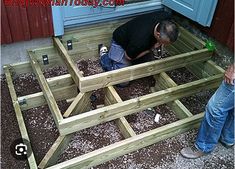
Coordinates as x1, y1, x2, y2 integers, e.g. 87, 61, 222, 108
162, 0, 218, 26
63, 5, 115, 27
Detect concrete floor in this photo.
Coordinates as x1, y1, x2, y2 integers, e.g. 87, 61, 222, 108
1, 37, 52, 74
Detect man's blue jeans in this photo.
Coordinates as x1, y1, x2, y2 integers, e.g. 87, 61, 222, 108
100, 40, 131, 71
195, 81, 234, 153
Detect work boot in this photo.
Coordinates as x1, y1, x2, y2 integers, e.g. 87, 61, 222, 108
180, 146, 206, 159
219, 140, 234, 149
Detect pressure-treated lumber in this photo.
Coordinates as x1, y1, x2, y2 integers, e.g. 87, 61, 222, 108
3, 17, 227, 169
10, 51, 220, 110
28, 51, 63, 126
39, 94, 91, 168
4, 66, 38, 169
187, 60, 225, 79
79, 49, 212, 92
47, 113, 204, 169
173, 39, 192, 53
53, 37, 82, 87
19, 85, 77, 111
18, 74, 77, 110
165, 45, 181, 56
9, 42, 184, 82
105, 86, 136, 138
58, 74, 222, 135
178, 26, 205, 49
154, 72, 193, 119
39, 135, 73, 169
46, 74, 74, 90
199, 60, 225, 76
167, 37, 225, 80
7, 21, 205, 76
62, 19, 129, 41
63, 92, 91, 118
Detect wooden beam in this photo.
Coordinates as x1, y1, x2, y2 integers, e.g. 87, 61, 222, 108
4, 66, 38, 169
170, 33, 225, 79
39, 93, 91, 168
104, 86, 122, 104
46, 74, 74, 90
178, 26, 205, 49
165, 44, 181, 56
58, 74, 222, 135
62, 18, 129, 42
47, 113, 204, 169
53, 37, 82, 87
7, 22, 204, 76
39, 135, 73, 169
154, 72, 193, 119
187, 60, 225, 79
115, 117, 136, 139
63, 92, 91, 118
19, 85, 77, 111
18, 74, 76, 110
105, 86, 136, 138
28, 51, 63, 127
79, 49, 212, 92
67, 38, 111, 57
172, 39, 191, 53
203, 60, 225, 75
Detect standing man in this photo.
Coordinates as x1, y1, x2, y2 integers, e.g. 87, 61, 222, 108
181, 64, 234, 158
99, 11, 179, 73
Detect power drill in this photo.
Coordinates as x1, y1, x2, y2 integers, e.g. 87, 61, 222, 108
152, 45, 162, 59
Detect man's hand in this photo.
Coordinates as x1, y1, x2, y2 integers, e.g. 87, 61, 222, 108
224, 64, 235, 85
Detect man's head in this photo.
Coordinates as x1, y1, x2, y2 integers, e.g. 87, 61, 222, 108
154, 20, 179, 45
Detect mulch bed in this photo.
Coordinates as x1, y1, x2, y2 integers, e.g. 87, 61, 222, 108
1, 57, 229, 169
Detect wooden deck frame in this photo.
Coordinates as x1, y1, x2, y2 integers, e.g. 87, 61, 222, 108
3, 19, 226, 169
52, 40, 213, 92
47, 113, 204, 169
153, 72, 193, 119
3, 66, 38, 169
28, 51, 63, 127
58, 74, 222, 136
105, 86, 136, 138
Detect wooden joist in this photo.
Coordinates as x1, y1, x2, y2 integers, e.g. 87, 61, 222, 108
58, 74, 222, 135
79, 49, 212, 92
18, 85, 77, 111
3, 18, 227, 169
28, 51, 63, 127
53, 37, 82, 87
187, 60, 225, 79
178, 26, 205, 49
63, 92, 91, 118
47, 113, 204, 169
18, 74, 77, 111
105, 86, 136, 138
39, 92, 91, 168
4, 66, 38, 169
39, 135, 73, 169
153, 72, 193, 119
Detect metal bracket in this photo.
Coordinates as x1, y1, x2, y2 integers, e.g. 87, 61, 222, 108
8, 65, 17, 80
67, 40, 73, 50
42, 55, 49, 65
18, 98, 27, 106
